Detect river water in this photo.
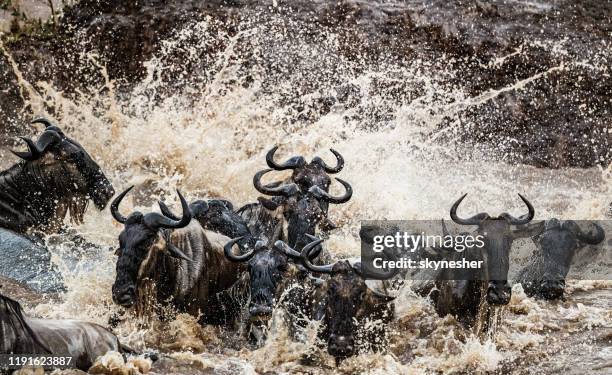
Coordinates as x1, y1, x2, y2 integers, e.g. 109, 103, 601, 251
0, 5, 610, 374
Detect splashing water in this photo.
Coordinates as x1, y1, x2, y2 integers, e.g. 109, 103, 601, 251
1, 11, 610, 375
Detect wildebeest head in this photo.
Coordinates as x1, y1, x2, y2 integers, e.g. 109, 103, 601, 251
12, 118, 115, 217
266, 145, 344, 193
110, 186, 192, 308
300, 236, 396, 360
450, 193, 535, 306
158, 198, 252, 240
253, 167, 352, 250
536, 219, 605, 300
224, 237, 322, 323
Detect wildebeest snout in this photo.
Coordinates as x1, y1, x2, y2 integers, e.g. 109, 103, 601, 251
486, 280, 511, 305
112, 285, 136, 307
328, 334, 355, 358
539, 279, 565, 300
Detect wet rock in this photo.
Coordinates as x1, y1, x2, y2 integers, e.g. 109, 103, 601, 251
0, 228, 64, 293
0, 276, 50, 305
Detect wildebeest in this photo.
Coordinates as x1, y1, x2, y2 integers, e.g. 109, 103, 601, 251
296, 236, 397, 362
264, 146, 346, 230
430, 194, 543, 331
1, 118, 114, 234
227, 163, 351, 342
223, 236, 324, 344
517, 219, 605, 300
0, 118, 114, 292
110, 186, 242, 325
244, 167, 352, 251
0, 293, 126, 371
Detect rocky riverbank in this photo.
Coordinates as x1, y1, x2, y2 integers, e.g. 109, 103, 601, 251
0, 0, 609, 168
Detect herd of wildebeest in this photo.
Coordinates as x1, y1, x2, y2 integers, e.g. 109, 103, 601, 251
0, 119, 607, 371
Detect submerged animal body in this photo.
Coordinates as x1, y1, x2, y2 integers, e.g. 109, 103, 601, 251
297, 236, 397, 361
431, 194, 542, 331
517, 219, 606, 300
111, 187, 242, 325
0, 294, 122, 371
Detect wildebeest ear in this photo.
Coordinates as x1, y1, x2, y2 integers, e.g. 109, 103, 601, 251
166, 243, 192, 261
258, 196, 282, 210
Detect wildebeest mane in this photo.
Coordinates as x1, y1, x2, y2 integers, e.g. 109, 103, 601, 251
0, 159, 90, 232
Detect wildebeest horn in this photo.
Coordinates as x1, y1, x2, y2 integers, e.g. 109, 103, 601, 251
274, 240, 301, 259
308, 178, 352, 204
499, 194, 535, 225
274, 237, 322, 261
300, 236, 334, 274
254, 169, 300, 197
31, 118, 64, 134
224, 236, 258, 262
450, 194, 489, 225
110, 186, 134, 224
11, 129, 62, 161
158, 200, 209, 221
266, 146, 307, 170
144, 190, 191, 229
569, 221, 605, 245
12, 137, 41, 160
311, 148, 344, 173
31, 118, 54, 128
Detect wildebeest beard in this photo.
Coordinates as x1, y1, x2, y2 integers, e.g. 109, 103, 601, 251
0, 294, 51, 354
0, 119, 114, 234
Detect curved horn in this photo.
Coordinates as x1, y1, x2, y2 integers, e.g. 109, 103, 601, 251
571, 222, 605, 245
450, 194, 488, 225
274, 237, 322, 261
253, 169, 299, 197
224, 237, 256, 262
110, 186, 134, 224
266, 146, 306, 170
143, 190, 191, 229
158, 201, 179, 220
31, 118, 63, 134
311, 148, 344, 173
308, 177, 352, 204
274, 240, 301, 260
500, 194, 535, 225
300, 236, 334, 274
31, 118, 54, 128
11, 137, 41, 161
11, 129, 62, 161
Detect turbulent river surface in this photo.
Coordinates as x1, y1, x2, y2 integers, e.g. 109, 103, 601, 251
0, 0, 611, 374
